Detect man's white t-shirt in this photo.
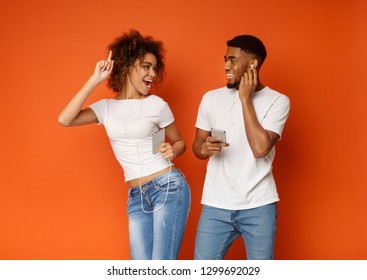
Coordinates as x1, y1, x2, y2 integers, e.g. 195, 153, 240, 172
89, 95, 174, 182
195, 86, 290, 210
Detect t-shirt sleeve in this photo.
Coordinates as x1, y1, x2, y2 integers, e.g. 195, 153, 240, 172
195, 94, 211, 131
262, 95, 290, 137
158, 100, 174, 128
89, 99, 107, 125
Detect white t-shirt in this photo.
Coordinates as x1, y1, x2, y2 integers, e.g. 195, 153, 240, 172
195, 86, 290, 210
89, 95, 174, 182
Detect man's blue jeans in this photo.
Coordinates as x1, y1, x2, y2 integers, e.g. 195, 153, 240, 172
194, 203, 277, 260
127, 169, 191, 260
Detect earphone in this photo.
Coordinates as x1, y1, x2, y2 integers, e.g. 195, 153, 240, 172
126, 75, 131, 99
250, 59, 258, 70
125, 73, 172, 214
134, 100, 171, 213
139, 161, 172, 214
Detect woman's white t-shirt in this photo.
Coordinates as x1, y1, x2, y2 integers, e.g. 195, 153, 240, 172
89, 95, 174, 182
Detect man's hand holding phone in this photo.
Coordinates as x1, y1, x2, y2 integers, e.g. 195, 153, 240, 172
201, 129, 229, 157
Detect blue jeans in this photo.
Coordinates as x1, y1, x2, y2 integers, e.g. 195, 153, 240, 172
194, 203, 277, 260
127, 169, 191, 260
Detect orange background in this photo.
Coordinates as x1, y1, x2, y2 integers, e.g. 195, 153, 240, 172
1, 0, 366, 260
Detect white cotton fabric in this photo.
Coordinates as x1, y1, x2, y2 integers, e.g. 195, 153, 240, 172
195, 86, 290, 210
89, 95, 174, 181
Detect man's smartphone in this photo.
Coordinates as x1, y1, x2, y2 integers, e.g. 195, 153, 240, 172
152, 128, 165, 154
211, 128, 226, 143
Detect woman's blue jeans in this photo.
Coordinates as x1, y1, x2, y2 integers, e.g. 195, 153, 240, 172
127, 169, 191, 260
194, 203, 277, 260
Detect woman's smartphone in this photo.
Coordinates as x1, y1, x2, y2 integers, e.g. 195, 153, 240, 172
152, 129, 165, 154
211, 128, 226, 143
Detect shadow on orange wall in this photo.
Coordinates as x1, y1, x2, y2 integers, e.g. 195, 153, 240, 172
1, 0, 367, 260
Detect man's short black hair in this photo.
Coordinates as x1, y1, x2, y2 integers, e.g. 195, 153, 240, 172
227, 35, 267, 62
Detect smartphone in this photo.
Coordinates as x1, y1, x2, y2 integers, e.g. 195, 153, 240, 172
211, 128, 226, 143
152, 128, 165, 154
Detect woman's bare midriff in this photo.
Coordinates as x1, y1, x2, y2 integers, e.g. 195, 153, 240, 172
127, 166, 176, 188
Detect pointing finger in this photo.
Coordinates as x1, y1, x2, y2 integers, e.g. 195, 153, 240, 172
107, 50, 112, 61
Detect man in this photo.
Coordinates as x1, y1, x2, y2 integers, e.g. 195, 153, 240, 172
192, 35, 290, 260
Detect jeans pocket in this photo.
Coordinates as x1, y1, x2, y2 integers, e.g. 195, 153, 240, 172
156, 175, 182, 193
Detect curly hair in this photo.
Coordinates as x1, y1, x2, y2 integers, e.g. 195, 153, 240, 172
107, 30, 166, 93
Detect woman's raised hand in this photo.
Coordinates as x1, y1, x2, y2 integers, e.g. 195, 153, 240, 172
92, 50, 114, 83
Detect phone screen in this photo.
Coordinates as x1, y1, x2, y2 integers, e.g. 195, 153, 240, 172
152, 129, 165, 154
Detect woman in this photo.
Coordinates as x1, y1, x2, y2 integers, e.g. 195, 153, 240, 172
58, 30, 191, 260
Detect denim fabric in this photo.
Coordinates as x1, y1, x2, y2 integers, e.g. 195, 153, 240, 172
194, 203, 277, 260
127, 169, 191, 260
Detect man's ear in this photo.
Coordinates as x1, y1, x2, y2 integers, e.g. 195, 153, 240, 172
250, 59, 259, 69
